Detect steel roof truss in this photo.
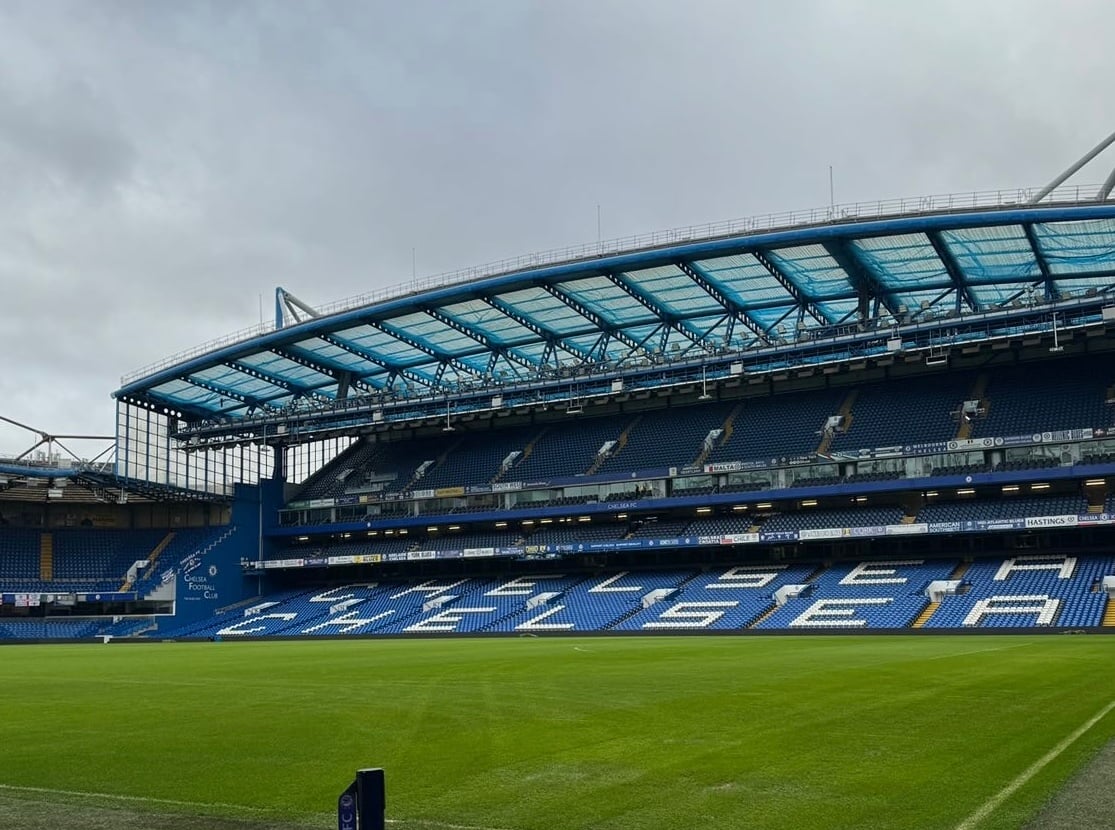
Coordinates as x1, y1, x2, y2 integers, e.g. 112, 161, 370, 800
541, 284, 645, 355
750, 250, 833, 326
1021, 222, 1059, 301
485, 351, 523, 382
181, 376, 275, 413
821, 239, 901, 320
603, 272, 706, 350
273, 346, 384, 393
423, 307, 491, 348
417, 309, 540, 381
679, 261, 776, 344
925, 230, 979, 313
227, 360, 332, 402
485, 348, 533, 380
368, 320, 487, 385
480, 296, 593, 361
318, 334, 433, 392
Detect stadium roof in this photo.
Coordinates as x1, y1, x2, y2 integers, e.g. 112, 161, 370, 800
115, 194, 1115, 422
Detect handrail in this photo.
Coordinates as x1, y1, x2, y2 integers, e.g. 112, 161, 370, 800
121, 183, 1112, 385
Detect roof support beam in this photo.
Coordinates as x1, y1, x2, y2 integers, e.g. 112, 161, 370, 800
424, 307, 540, 376
925, 230, 979, 314
750, 250, 832, 328
480, 297, 592, 361
318, 333, 431, 391
366, 320, 488, 385
821, 239, 901, 320
680, 261, 775, 344
1021, 223, 1059, 301
227, 361, 332, 401
603, 272, 705, 349
272, 346, 384, 392
541, 284, 645, 356
181, 376, 275, 413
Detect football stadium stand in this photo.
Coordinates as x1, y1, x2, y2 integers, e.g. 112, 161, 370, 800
137, 553, 1115, 640
11, 182, 1115, 640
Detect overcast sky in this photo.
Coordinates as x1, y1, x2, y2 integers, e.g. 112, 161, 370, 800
1, 0, 1114, 458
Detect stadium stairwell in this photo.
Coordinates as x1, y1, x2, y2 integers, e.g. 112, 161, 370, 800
125, 531, 177, 590
692, 403, 743, 468
1103, 598, 1115, 627
39, 532, 52, 581
911, 602, 940, 628
956, 373, 989, 440
949, 561, 971, 580
586, 415, 642, 476
817, 389, 858, 455
492, 426, 547, 484
749, 604, 779, 627
406, 437, 463, 490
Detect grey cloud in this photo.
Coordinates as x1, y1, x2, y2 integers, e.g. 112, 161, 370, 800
0, 0, 1114, 441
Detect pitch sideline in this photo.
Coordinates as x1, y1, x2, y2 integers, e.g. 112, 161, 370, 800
0, 783, 517, 830
954, 696, 1115, 829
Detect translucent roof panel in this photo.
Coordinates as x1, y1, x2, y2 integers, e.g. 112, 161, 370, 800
116, 203, 1115, 421
746, 304, 797, 332
620, 265, 722, 316
382, 312, 480, 354
149, 379, 225, 409
436, 300, 535, 346
691, 254, 788, 306
236, 351, 334, 388
334, 325, 430, 366
1031, 218, 1115, 296
290, 337, 384, 371
851, 233, 951, 290
940, 225, 1041, 283
764, 244, 855, 297
189, 366, 287, 401
1031, 218, 1115, 275
889, 287, 955, 316
814, 298, 861, 324
496, 287, 596, 335
558, 276, 657, 327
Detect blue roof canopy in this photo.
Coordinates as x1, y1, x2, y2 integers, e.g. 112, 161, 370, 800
116, 204, 1115, 420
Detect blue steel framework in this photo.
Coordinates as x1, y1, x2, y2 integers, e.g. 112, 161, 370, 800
113, 201, 1115, 493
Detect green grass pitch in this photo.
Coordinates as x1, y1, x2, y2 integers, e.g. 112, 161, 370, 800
1, 635, 1114, 830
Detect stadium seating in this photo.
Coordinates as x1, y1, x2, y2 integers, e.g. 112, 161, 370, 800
917, 495, 1085, 523
709, 388, 847, 463
145, 553, 1115, 639
613, 565, 816, 631
597, 404, 731, 473
755, 559, 957, 630
761, 506, 906, 533
925, 554, 1114, 629
971, 361, 1113, 438
830, 374, 973, 450
0, 526, 231, 594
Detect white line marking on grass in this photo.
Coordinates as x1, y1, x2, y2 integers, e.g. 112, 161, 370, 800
0, 783, 518, 830
954, 696, 1115, 830
0, 783, 271, 814
924, 641, 1035, 662
387, 820, 519, 830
